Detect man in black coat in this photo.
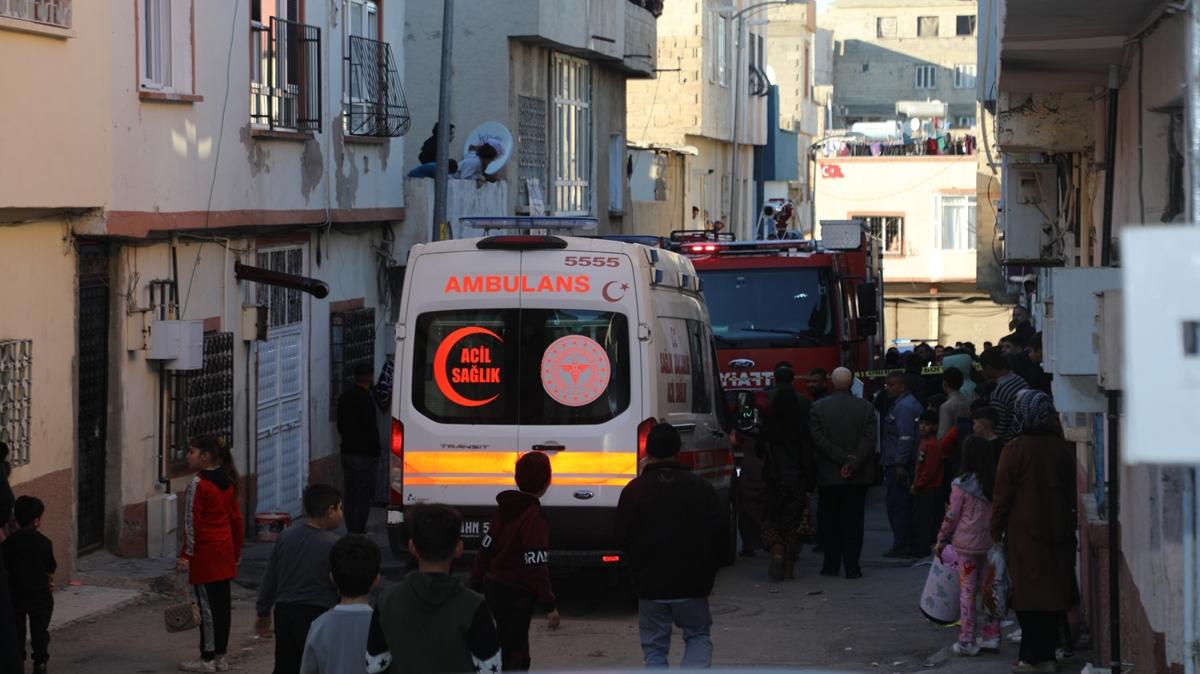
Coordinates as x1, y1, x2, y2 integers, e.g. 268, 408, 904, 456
336, 363, 382, 534
616, 424, 724, 668
759, 365, 811, 580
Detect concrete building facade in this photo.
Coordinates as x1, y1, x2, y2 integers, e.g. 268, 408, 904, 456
828, 0, 979, 129
765, 3, 819, 235
0, 0, 413, 572
626, 0, 768, 239
981, 2, 1199, 672
403, 0, 658, 235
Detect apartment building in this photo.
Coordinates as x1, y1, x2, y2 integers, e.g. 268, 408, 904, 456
626, 0, 768, 239
814, 0, 1006, 347
764, 2, 819, 234
0, 0, 413, 571
404, 0, 659, 236
981, 2, 1198, 672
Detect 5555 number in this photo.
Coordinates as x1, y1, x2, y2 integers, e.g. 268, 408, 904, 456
564, 256, 620, 268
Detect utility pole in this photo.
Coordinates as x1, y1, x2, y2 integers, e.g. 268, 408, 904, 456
432, 0, 455, 241
728, 0, 806, 239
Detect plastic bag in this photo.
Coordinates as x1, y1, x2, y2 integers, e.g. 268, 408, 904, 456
982, 543, 1011, 619
920, 546, 961, 625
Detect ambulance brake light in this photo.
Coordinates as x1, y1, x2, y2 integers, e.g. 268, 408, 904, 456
602, 555, 622, 564
637, 417, 657, 464
476, 235, 569, 250
391, 418, 405, 458
390, 418, 404, 506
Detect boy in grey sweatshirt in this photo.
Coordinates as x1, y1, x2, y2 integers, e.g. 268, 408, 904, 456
300, 535, 381, 674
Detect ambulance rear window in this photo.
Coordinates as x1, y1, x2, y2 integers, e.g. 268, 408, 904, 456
412, 309, 631, 425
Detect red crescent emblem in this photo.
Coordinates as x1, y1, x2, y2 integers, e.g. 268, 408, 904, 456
433, 326, 503, 407
602, 280, 629, 303
541, 335, 611, 407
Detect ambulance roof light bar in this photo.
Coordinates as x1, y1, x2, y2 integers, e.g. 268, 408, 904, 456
680, 239, 820, 257
460, 216, 599, 233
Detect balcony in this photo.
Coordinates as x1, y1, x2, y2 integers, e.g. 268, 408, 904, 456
250, 16, 322, 133
818, 133, 978, 158
345, 35, 411, 138
0, 0, 70, 28
507, 0, 657, 78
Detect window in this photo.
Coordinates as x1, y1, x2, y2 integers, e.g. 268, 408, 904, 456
917, 16, 939, 37
256, 248, 305, 327
856, 216, 904, 255
717, 14, 728, 86
329, 307, 375, 420
876, 16, 897, 38
956, 15, 977, 36
956, 116, 976, 129
699, 268, 834, 349
0, 339, 31, 467
954, 64, 977, 89
861, 63, 870, 73
412, 309, 631, 426
170, 332, 235, 463
250, 0, 323, 132
915, 65, 937, 89
141, 0, 172, 89
343, 0, 410, 137
686, 320, 712, 414
937, 195, 977, 250
552, 53, 592, 215
0, 0, 71, 29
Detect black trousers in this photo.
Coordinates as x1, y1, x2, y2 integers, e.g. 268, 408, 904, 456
1016, 610, 1063, 665
195, 580, 232, 660
0, 571, 19, 674
342, 454, 378, 534
911, 489, 946, 555
13, 592, 52, 665
484, 580, 535, 671
817, 485, 868, 574
273, 603, 330, 674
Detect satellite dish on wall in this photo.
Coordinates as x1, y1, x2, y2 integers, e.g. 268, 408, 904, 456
463, 122, 514, 175
909, 117, 922, 132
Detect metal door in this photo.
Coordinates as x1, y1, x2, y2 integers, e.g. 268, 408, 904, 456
255, 247, 308, 516
76, 242, 110, 553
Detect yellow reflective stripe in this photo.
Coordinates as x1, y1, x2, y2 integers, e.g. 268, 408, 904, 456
403, 451, 637, 477
405, 476, 633, 486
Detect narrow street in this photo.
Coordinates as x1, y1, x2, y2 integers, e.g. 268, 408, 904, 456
50, 492, 1037, 673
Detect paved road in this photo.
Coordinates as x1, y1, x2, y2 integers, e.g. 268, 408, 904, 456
49, 490, 1072, 673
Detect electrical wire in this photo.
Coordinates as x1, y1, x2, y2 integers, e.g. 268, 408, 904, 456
181, 0, 240, 319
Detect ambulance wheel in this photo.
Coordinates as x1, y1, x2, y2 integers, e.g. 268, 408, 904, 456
719, 491, 738, 567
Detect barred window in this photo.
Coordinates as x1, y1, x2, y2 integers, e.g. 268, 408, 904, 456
552, 53, 592, 216
0, 0, 72, 29
0, 340, 32, 467
330, 307, 376, 419
170, 332, 235, 463
256, 248, 304, 328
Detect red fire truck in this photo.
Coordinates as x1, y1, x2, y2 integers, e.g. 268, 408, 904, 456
674, 220, 884, 392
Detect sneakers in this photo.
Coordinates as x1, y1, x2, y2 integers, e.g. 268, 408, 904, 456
952, 641, 981, 656
1055, 647, 1074, 662
216, 656, 230, 671
977, 636, 1002, 651
1010, 660, 1059, 673
179, 659, 218, 673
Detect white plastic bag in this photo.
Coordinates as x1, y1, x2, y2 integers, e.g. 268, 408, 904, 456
983, 543, 1011, 618
920, 546, 961, 625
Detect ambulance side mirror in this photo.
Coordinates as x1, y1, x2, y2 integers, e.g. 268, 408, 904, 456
856, 285, 879, 318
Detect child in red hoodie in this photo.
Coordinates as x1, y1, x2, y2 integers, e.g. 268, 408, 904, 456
910, 411, 958, 557
471, 452, 560, 671
177, 435, 244, 673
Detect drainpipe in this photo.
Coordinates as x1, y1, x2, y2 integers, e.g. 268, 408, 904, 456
1100, 65, 1119, 266
1107, 390, 1122, 674
1185, 468, 1195, 674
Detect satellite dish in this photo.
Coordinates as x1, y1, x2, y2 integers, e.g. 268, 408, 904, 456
909, 117, 921, 132
763, 64, 778, 87
463, 122, 513, 175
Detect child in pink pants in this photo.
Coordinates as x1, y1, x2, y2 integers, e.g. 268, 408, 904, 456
936, 441, 1001, 656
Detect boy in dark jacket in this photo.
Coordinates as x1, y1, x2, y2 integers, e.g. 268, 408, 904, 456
616, 423, 725, 668
3, 496, 56, 674
366, 505, 501, 674
911, 411, 955, 556
470, 452, 560, 671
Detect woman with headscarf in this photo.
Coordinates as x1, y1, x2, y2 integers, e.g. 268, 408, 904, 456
989, 390, 1077, 673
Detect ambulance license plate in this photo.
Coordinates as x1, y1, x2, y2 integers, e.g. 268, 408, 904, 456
460, 520, 488, 538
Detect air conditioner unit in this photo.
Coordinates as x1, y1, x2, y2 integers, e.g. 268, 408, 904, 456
1001, 164, 1061, 265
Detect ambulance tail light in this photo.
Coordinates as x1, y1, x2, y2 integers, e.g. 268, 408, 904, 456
637, 417, 657, 464
476, 236, 568, 250
602, 555, 622, 564
389, 418, 404, 506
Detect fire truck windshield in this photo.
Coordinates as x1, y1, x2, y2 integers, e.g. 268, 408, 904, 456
700, 268, 833, 348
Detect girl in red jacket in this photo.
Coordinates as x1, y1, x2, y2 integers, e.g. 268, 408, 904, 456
177, 435, 244, 673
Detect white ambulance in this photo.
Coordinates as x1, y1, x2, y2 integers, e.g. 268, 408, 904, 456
386, 218, 736, 566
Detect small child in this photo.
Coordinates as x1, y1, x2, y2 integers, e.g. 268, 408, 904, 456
470, 452, 560, 671
911, 410, 956, 555
936, 440, 1002, 656
299, 535, 381, 674
178, 435, 244, 673
257, 484, 344, 674
2, 496, 56, 674
366, 505, 501, 674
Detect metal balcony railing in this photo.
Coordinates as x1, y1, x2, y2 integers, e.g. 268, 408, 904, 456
0, 0, 71, 28
251, 16, 322, 133
345, 35, 411, 138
